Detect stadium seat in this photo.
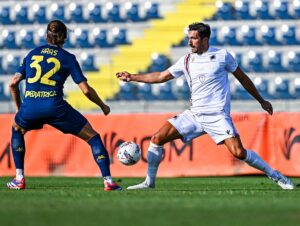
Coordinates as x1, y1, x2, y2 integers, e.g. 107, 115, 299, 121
210, 28, 221, 46
157, 82, 177, 100
88, 3, 105, 23
286, 51, 300, 72
246, 51, 264, 72
175, 79, 190, 100
251, 0, 273, 19
116, 82, 138, 101
15, 5, 31, 24
240, 26, 260, 46
51, 4, 67, 22
220, 27, 240, 45
0, 56, 4, 75
267, 50, 286, 72
280, 25, 299, 45
137, 83, 156, 100
112, 28, 129, 45
254, 77, 271, 99
232, 81, 252, 100
0, 81, 10, 100
106, 3, 124, 22
294, 78, 300, 98
0, 6, 13, 24
5, 55, 20, 75
125, 2, 143, 22
92, 29, 112, 48
270, 0, 292, 19
32, 4, 47, 24
69, 3, 86, 23
3, 30, 17, 49
145, 2, 160, 19
20, 30, 35, 49
213, 1, 234, 20
234, 0, 253, 19
273, 78, 293, 99
149, 54, 171, 72
291, 0, 300, 18
260, 26, 280, 45
37, 28, 47, 46
74, 29, 91, 48
80, 53, 97, 71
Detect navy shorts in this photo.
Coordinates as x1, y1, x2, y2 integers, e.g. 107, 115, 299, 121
15, 106, 88, 135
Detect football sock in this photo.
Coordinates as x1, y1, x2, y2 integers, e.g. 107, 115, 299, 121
243, 149, 275, 177
88, 134, 111, 178
146, 142, 163, 185
11, 127, 25, 178
103, 176, 113, 184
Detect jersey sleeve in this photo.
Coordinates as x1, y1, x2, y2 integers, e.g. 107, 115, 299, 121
225, 51, 238, 73
168, 56, 185, 78
16, 56, 27, 76
67, 54, 87, 84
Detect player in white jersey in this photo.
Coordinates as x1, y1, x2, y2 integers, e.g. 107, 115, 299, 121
116, 22, 294, 190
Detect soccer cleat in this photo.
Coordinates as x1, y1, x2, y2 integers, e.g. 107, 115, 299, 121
7, 178, 26, 190
127, 180, 155, 190
104, 181, 122, 191
269, 171, 294, 190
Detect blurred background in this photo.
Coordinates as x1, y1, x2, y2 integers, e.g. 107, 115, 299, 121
0, 0, 300, 114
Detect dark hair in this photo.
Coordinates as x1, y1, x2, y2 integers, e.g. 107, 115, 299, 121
188, 22, 211, 39
46, 20, 67, 46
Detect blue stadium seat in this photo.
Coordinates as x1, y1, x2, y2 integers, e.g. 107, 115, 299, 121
149, 54, 171, 72
137, 83, 156, 100
246, 51, 264, 72
260, 26, 280, 45
51, 4, 67, 22
221, 27, 240, 45
112, 28, 129, 45
0, 81, 10, 101
6, 55, 21, 74
210, 28, 221, 45
280, 25, 299, 45
252, 0, 273, 19
267, 50, 286, 72
287, 51, 300, 72
32, 4, 47, 24
240, 26, 260, 45
106, 3, 124, 22
145, 2, 160, 19
291, 1, 300, 18
3, 31, 17, 49
272, 0, 292, 19
125, 3, 143, 22
294, 78, 300, 98
15, 5, 31, 24
175, 80, 190, 100
254, 78, 271, 99
157, 82, 177, 100
0, 56, 4, 75
234, 1, 253, 19
273, 78, 293, 99
117, 83, 138, 101
93, 29, 112, 48
20, 30, 35, 49
88, 3, 105, 23
74, 29, 91, 48
232, 52, 243, 68
37, 28, 47, 46
0, 6, 13, 24
80, 53, 97, 71
214, 1, 234, 20
69, 3, 85, 23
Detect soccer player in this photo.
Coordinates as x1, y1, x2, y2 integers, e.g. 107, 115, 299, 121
116, 22, 294, 190
7, 20, 121, 191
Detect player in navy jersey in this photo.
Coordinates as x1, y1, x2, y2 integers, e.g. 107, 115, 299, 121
7, 20, 121, 191
117, 22, 294, 190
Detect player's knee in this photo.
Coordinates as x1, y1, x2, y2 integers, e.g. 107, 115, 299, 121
232, 147, 246, 160
150, 133, 164, 146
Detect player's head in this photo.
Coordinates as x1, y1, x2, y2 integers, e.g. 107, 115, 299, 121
46, 20, 67, 46
187, 22, 210, 54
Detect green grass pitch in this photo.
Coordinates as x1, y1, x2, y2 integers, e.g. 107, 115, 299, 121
0, 176, 299, 226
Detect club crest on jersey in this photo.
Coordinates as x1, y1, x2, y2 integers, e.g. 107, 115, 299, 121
199, 74, 206, 83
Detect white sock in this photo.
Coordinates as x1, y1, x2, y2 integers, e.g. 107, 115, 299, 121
103, 176, 113, 184
243, 150, 275, 177
146, 142, 163, 185
16, 169, 24, 181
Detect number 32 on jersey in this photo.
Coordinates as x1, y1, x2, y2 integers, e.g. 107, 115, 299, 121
28, 55, 61, 86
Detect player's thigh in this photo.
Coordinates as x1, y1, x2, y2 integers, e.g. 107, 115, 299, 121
49, 108, 88, 135
152, 121, 182, 145
14, 110, 44, 132
167, 110, 205, 143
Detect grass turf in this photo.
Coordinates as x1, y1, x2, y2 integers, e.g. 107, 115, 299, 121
0, 176, 299, 226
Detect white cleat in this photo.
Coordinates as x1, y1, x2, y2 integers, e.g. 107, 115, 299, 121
269, 171, 294, 190
127, 180, 155, 190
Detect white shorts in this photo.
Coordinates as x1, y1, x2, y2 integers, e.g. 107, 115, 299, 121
168, 109, 239, 144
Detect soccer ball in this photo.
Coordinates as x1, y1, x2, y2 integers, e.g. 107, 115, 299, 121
117, 141, 141, 166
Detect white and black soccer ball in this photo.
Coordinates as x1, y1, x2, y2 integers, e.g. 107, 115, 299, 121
117, 141, 141, 166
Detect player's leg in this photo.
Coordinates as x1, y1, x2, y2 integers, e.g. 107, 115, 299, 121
7, 122, 27, 190
224, 137, 294, 190
127, 121, 182, 190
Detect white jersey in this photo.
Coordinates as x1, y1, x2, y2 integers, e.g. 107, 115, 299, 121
168, 47, 238, 114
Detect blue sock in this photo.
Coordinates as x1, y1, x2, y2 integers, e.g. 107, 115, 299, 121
11, 127, 25, 169
88, 134, 111, 177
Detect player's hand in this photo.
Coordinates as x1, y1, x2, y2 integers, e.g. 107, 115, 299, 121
261, 100, 273, 115
116, 71, 132, 82
101, 104, 110, 115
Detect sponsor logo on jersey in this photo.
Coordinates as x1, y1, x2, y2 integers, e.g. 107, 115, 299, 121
25, 90, 57, 98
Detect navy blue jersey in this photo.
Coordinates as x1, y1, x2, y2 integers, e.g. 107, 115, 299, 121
17, 44, 87, 118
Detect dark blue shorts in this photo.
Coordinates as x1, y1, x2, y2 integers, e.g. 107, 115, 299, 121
15, 105, 88, 135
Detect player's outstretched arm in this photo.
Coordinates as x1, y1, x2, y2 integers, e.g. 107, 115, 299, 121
78, 81, 110, 115
232, 67, 273, 115
9, 73, 24, 111
115, 69, 174, 84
